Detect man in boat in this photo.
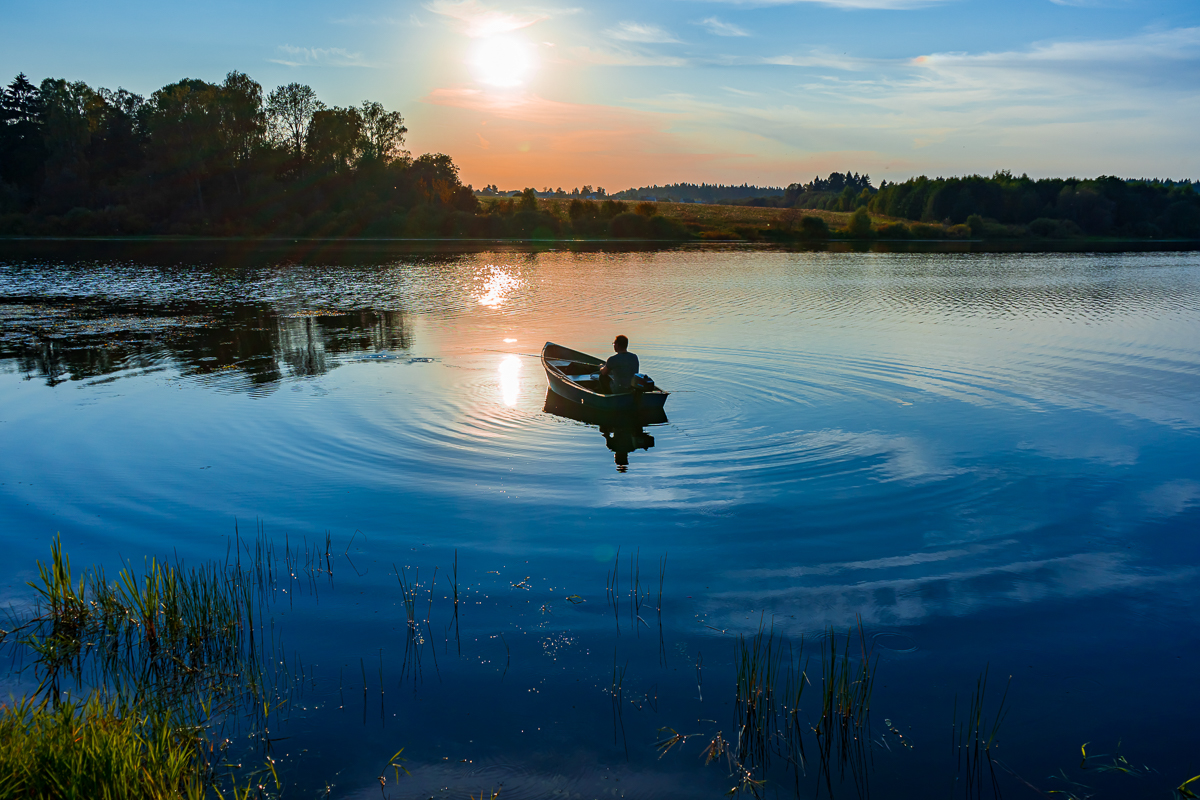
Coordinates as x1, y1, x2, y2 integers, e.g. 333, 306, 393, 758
599, 334, 639, 393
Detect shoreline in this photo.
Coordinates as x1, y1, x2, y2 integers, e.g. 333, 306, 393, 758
2, 235, 1199, 253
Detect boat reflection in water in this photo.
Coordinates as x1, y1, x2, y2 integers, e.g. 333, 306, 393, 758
542, 390, 666, 472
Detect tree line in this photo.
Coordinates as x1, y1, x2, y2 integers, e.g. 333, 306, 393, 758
613, 183, 784, 203
0, 70, 481, 236
869, 172, 1200, 239
741, 171, 1200, 239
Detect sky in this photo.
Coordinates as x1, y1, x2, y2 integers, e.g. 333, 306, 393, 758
3, 0, 1198, 191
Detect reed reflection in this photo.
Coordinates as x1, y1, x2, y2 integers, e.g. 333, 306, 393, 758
543, 390, 665, 472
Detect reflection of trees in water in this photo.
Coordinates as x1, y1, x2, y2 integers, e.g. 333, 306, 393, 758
0, 298, 410, 390
277, 310, 409, 378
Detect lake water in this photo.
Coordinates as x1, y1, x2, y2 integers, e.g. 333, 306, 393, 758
2, 243, 1199, 799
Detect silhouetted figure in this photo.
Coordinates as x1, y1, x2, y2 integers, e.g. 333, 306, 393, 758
599, 334, 639, 393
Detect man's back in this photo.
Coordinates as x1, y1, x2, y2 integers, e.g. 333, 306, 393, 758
604, 350, 639, 391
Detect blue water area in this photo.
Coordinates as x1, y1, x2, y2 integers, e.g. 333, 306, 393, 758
1, 244, 1199, 798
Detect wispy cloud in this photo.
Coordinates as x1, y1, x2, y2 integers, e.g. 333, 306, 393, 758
697, 16, 750, 37
604, 21, 682, 44
570, 46, 689, 67
426, 0, 547, 37
331, 13, 424, 27
269, 46, 367, 67
760, 52, 873, 70
713, 0, 952, 9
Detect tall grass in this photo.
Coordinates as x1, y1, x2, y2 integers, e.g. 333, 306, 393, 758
1, 535, 296, 799
0, 693, 210, 800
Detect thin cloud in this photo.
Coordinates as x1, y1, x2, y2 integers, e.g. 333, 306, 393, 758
761, 52, 872, 70
912, 26, 1200, 71
697, 17, 750, 37
425, 0, 548, 38
269, 46, 367, 67
604, 21, 682, 44
330, 13, 423, 26
570, 46, 689, 67
713, 0, 951, 9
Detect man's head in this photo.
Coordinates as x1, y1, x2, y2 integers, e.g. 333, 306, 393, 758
613, 335, 629, 352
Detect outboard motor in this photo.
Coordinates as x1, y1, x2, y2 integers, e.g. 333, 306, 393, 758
632, 373, 657, 391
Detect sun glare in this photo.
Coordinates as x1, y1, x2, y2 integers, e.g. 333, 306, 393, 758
471, 36, 535, 88
498, 354, 522, 407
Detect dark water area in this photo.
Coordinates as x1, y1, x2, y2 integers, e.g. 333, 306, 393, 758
1, 243, 1199, 799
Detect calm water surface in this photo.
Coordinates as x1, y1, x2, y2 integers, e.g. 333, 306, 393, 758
1, 245, 1198, 798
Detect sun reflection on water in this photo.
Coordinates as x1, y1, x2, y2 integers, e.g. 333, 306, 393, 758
498, 354, 521, 407
476, 266, 522, 308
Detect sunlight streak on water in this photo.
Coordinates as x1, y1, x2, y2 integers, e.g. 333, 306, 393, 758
498, 354, 521, 407
476, 265, 521, 308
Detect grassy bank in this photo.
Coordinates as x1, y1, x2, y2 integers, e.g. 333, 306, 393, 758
0, 695, 210, 800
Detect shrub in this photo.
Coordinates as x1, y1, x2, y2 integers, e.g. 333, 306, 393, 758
599, 199, 628, 218
1028, 217, 1058, 237
567, 199, 595, 220
799, 215, 829, 239
877, 222, 910, 239
634, 202, 658, 217
1055, 219, 1083, 238
846, 206, 872, 237
909, 223, 944, 239
610, 212, 651, 238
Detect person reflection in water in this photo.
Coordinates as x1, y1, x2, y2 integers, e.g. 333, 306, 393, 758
599, 334, 639, 394
603, 426, 655, 473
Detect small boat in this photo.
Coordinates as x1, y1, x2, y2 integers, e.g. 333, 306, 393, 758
541, 342, 669, 413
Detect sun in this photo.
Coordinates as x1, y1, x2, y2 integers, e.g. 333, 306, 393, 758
471, 35, 535, 88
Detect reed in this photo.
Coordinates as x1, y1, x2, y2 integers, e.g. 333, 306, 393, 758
951, 665, 1010, 800
734, 618, 783, 772
447, 549, 460, 653
13, 536, 270, 713
606, 546, 621, 631
394, 564, 418, 629
657, 620, 877, 796
811, 623, 876, 796
656, 552, 667, 614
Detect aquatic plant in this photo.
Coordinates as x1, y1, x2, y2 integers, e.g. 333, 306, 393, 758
950, 665, 1010, 800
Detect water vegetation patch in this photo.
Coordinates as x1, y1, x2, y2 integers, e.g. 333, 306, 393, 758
0, 534, 304, 799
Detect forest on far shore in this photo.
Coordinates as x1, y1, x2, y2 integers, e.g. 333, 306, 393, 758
2, 69, 1198, 241
0, 70, 687, 239
740, 171, 1200, 240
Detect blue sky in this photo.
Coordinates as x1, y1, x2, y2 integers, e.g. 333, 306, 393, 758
3, 0, 1198, 190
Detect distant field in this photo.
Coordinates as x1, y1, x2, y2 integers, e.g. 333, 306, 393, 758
479, 196, 918, 238
532, 199, 871, 231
